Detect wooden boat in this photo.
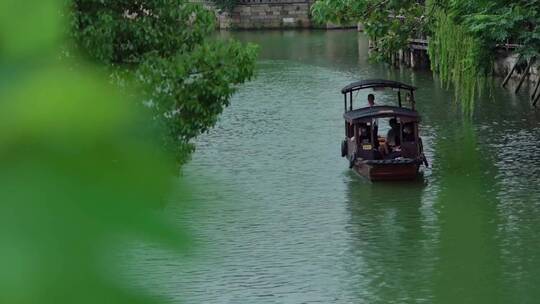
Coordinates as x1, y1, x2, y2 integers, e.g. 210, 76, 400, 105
340, 79, 428, 181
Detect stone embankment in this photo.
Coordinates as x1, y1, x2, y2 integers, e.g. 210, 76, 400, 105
398, 41, 540, 102
393, 40, 539, 97
191, 0, 356, 29
495, 51, 540, 83
220, 0, 312, 29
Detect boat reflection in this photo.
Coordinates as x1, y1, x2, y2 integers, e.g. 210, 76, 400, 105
343, 172, 437, 302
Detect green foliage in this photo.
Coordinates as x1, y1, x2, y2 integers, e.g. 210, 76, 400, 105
0, 1, 64, 59
428, 9, 488, 114
313, 0, 540, 113
428, 0, 540, 111
461, 1, 540, 58
69, 0, 216, 65
69, 0, 258, 165
1, 1, 189, 304
213, 0, 238, 12
135, 40, 257, 162
310, 0, 366, 25
311, 0, 427, 61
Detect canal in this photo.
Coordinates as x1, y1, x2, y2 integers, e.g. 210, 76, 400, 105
132, 30, 540, 303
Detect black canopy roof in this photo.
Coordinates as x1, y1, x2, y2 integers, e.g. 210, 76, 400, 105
341, 79, 417, 94
344, 106, 420, 123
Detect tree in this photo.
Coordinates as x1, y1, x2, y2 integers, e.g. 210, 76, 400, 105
69, 0, 258, 165
428, 0, 540, 112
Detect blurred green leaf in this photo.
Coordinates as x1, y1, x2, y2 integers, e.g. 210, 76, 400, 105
0, 0, 64, 58
0, 1, 191, 304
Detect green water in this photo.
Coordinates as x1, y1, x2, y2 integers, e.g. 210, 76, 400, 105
135, 30, 540, 303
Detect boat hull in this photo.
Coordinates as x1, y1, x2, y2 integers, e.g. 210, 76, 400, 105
353, 162, 420, 181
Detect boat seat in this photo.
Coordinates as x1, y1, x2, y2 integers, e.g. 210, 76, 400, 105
401, 142, 418, 158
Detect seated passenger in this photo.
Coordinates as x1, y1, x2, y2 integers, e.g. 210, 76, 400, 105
403, 124, 415, 142
347, 123, 355, 139
386, 118, 401, 147
358, 124, 383, 159
372, 123, 379, 148
379, 119, 400, 156
358, 124, 371, 144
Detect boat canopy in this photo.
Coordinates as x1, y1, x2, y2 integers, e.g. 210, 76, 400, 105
341, 79, 417, 94
343, 106, 420, 123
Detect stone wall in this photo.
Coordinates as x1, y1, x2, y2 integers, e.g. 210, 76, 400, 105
494, 51, 540, 83
219, 0, 312, 29
394, 43, 539, 88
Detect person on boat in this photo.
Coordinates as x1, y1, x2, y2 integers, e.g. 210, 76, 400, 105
379, 118, 400, 156
386, 118, 401, 147
403, 92, 411, 105
358, 124, 371, 144
367, 94, 376, 107
403, 124, 415, 142
367, 94, 379, 143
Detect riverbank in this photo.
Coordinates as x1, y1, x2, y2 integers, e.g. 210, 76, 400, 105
393, 42, 540, 103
